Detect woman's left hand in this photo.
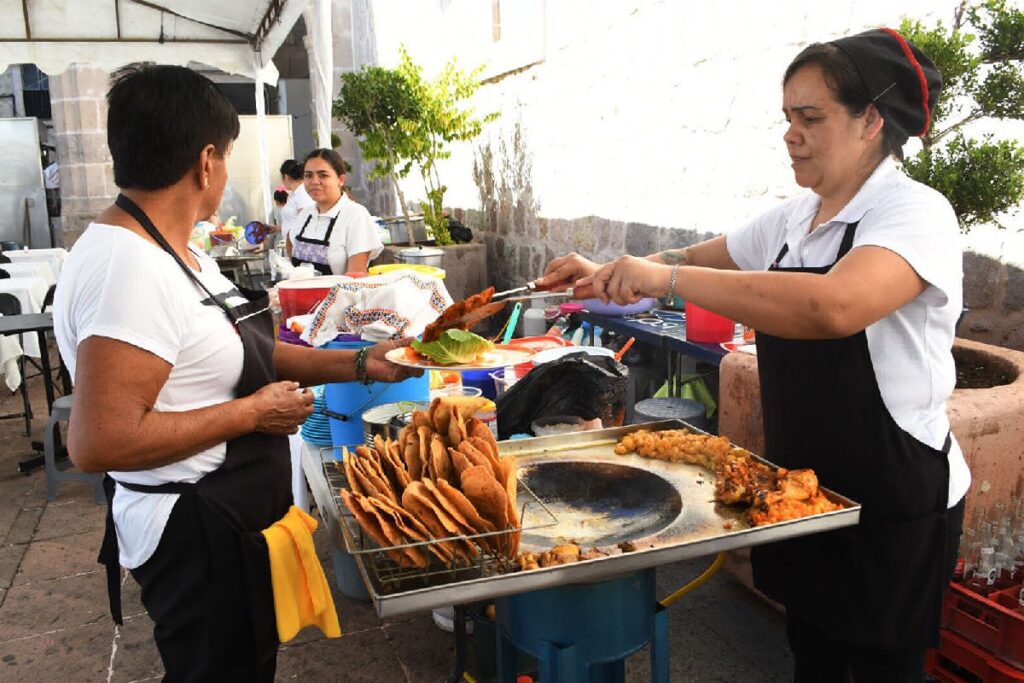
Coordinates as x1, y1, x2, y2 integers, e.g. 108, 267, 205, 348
575, 256, 672, 305
365, 338, 425, 382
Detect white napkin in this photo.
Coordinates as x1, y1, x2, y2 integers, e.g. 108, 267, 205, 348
301, 271, 453, 346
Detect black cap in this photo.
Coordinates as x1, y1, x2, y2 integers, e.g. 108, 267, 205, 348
831, 28, 942, 143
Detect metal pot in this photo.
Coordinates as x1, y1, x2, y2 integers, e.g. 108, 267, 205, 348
361, 401, 429, 444
396, 246, 444, 268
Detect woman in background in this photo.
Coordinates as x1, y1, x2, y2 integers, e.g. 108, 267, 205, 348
290, 148, 382, 275
278, 158, 314, 256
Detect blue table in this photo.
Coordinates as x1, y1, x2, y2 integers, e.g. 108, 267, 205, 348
578, 308, 739, 398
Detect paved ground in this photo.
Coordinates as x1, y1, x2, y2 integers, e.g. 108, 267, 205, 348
0, 345, 795, 682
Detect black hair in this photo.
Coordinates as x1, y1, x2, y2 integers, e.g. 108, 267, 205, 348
273, 189, 289, 204
279, 159, 304, 180
107, 64, 240, 190
304, 148, 351, 176
783, 43, 905, 161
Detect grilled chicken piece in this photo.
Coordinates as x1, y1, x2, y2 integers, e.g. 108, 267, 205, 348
715, 457, 775, 505
422, 287, 497, 343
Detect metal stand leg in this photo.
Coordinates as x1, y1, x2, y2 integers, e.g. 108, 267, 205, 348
444, 604, 468, 683
651, 605, 669, 683
37, 329, 54, 412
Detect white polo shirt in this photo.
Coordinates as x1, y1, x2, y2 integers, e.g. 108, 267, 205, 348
294, 193, 383, 274
280, 183, 315, 241
54, 224, 246, 567
726, 158, 969, 508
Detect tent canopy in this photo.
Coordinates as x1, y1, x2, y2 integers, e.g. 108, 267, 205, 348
0, 0, 308, 83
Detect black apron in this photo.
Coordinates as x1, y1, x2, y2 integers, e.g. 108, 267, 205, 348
98, 194, 291, 674
750, 220, 954, 650
290, 212, 337, 275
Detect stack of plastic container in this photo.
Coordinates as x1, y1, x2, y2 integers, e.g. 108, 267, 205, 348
929, 498, 1024, 682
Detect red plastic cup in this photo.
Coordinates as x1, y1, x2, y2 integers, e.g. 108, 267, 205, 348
685, 301, 735, 343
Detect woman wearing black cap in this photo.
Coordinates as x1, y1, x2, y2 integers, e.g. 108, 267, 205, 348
538, 28, 967, 682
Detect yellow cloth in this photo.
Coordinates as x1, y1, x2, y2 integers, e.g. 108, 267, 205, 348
261, 505, 341, 642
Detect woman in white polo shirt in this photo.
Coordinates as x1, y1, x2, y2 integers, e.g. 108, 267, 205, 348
278, 158, 315, 256
538, 28, 967, 683
291, 148, 382, 275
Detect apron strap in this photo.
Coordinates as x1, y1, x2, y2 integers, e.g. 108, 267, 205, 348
115, 194, 238, 324
98, 475, 202, 624
292, 212, 338, 246
769, 220, 861, 270
98, 475, 124, 624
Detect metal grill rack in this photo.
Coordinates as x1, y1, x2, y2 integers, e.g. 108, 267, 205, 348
321, 447, 560, 594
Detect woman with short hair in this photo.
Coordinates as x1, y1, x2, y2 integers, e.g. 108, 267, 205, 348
53, 64, 421, 681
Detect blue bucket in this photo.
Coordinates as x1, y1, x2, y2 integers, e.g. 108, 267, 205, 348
323, 340, 430, 448
462, 368, 497, 400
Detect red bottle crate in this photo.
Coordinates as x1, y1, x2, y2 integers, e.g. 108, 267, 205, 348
943, 582, 1024, 668
927, 629, 1024, 683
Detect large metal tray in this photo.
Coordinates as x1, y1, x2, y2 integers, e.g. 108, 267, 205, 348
333, 420, 861, 618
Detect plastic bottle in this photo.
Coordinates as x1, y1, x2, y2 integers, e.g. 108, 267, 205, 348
522, 301, 548, 337
570, 323, 586, 346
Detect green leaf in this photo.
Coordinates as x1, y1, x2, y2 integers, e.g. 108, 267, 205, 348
411, 329, 495, 365
904, 133, 1024, 230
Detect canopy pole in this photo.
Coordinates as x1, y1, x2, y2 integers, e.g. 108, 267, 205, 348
304, 0, 333, 149
253, 54, 273, 223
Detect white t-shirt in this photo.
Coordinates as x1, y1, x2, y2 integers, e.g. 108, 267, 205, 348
280, 183, 315, 241
726, 158, 969, 508
293, 193, 383, 274
53, 224, 246, 568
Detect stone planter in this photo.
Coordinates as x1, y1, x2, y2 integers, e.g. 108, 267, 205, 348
717, 337, 1024, 598
372, 243, 488, 303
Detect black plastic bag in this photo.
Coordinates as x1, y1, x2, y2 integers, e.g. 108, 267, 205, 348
495, 353, 629, 439
447, 217, 473, 244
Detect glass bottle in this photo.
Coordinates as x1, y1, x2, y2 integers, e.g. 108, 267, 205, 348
966, 522, 997, 596
994, 527, 1016, 589
960, 527, 978, 584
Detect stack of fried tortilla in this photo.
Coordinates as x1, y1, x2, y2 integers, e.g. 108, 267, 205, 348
337, 396, 520, 569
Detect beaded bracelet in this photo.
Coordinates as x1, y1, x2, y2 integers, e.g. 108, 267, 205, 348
668, 263, 680, 298
355, 347, 372, 385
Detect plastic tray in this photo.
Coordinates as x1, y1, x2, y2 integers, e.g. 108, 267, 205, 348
943, 582, 1024, 668
927, 629, 1024, 683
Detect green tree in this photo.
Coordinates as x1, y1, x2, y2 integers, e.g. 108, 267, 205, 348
901, 0, 1024, 231
333, 66, 422, 245
398, 48, 498, 245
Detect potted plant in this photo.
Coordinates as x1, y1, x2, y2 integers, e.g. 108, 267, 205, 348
397, 47, 498, 246
902, 1, 1024, 231
333, 65, 422, 246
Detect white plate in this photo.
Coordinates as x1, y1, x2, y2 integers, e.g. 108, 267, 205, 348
385, 345, 534, 371
530, 345, 617, 365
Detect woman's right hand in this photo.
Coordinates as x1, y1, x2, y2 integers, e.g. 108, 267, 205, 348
248, 381, 314, 434
534, 252, 601, 291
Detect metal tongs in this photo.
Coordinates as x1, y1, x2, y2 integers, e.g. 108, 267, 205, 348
493, 279, 593, 302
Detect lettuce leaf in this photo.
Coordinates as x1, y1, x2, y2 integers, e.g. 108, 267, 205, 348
411, 329, 494, 365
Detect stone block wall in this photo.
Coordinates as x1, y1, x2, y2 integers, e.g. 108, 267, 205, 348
49, 64, 116, 247
960, 252, 1024, 351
